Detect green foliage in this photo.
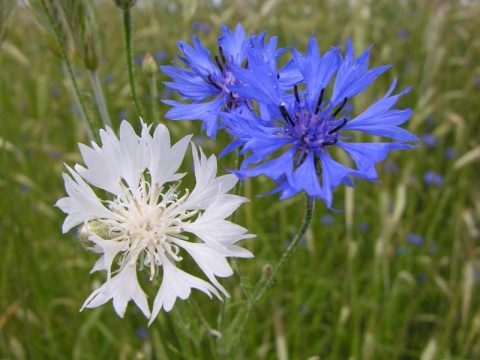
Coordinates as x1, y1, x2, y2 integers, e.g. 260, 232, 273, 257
1, 0, 480, 359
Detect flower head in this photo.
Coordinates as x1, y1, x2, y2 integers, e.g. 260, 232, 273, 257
223, 36, 418, 208
56, 120, 253, 324
161, 24, 296, 138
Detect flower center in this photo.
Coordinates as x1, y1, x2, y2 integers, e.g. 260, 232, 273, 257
279, 86, 349, 149
91, 176, 198, 280
206, 45, 243, 110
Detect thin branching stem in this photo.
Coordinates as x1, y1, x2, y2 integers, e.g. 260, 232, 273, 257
149, 74, 159, 123
187, 298, 220, 360
229, 151, 253, 301
220, 193, 315, 355
122, 8, 143, 118
39, 0, 98, 141
88, 70, 112, 128
253, 193, 315, 302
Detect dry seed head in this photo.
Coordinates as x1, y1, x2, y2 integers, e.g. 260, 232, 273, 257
84, 34, 98, 71
113, 0, 137, 10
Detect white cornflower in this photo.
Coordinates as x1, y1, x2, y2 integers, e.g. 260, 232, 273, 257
56, 120, 254, 324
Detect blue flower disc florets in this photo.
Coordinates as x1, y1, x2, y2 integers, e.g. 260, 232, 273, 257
280, 86, 348, 150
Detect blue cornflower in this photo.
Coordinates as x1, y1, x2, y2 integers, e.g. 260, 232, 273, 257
321, 214, 335, 226
161, 24, 249, 138
161, 24, 294, 138
445, 148, 455, 159
223, 36, 418, 207
423, 171, 443, 186
192, 21, 211, 34
421, 133, 437, 147
407, 233, 424, 246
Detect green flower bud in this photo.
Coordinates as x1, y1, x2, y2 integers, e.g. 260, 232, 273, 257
113, 0, 137, 10
142, 52, 157, 77
78, 220, 110, 250
84, 35, 99, 71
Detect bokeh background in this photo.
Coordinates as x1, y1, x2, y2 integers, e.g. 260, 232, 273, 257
1, 0, 480, 359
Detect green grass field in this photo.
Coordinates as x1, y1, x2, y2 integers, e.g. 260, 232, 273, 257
1, 0, 480, 359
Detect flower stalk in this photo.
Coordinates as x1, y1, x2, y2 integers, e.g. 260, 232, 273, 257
253, 193, 315, 302
88, 70, 112, 128
122, 8, 143, 118
220, 193, 315, 355
39, 0, 98, 142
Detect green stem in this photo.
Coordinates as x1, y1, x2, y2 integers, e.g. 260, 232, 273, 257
253, 193, 315, 302
219, 193, 315, 355
229, 151, 252, 301
149, 74, 159, 124
122, 8, 143, 118
88, 70, 112, 128
39, 0, 97, 142
187, 298, 219, 360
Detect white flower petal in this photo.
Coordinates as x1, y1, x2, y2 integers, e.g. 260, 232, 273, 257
81, 265, 150, 319
174, 240, 234, 294
148, 124, 191, 187
181, 146, 238, 210
87, 234, 129, 276
149, 256, 220, 326
55, 167, 116, 232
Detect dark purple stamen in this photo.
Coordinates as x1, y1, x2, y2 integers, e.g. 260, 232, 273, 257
294, 85, 300, 103
332, 97, 348, 119
328, 118, 348, 135
215, 55, 224, 73
323, 138, 338, 146
314, 88, 325, 115
229, 91, 235, 101
277, 73, 280, 79
207, 74, 222, 91
219, 46, 226, 64
279, 103, 295, 126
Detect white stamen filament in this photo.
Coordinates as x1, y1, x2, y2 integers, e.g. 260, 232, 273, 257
89, 178, 197, 281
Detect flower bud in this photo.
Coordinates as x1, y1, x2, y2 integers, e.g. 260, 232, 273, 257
84, 35, 99, 71
41, 29, 62, 59
78, 220, 110, 249
142, 52, 157, 77
113, 0, 137, 10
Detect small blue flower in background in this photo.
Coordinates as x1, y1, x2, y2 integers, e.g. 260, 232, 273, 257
224, 36, 418, 207
417, 273, 428, 282
423, 171, 443, 186
134, 54, 144, 66
383, 160, 399, 173
136, 327, 149, 340
475, 75, 480, 87
321, 214, 335, 226
397, 29, 409, 40
117, 109, 130, 121
407, 233, 424, 246
445, 148, 455, 159
192, 21, 211, 34
358, 222, 369, 233
155, 51, 168, 62
421, 133, 437, 147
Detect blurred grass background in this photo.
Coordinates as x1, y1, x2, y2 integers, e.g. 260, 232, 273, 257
1, 0, 480, 359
